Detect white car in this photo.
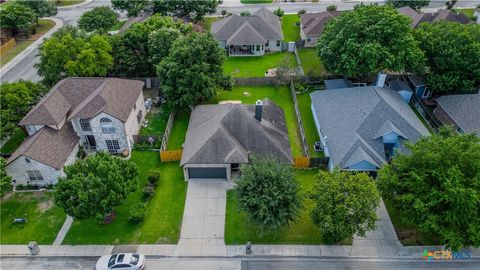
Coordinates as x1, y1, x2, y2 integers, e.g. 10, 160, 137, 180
95, 253, 145, 270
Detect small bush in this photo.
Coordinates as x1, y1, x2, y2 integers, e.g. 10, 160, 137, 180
147, 169, 160, 185
219, 75, 234, 90
298, 9, 306, 16
15, 184, 25, 191
312, 0, 319, 2
274, 7, 284, 18
77, 146, 87, 159
240, 11, 251, 16
128, 203, 147, 223
143, 184, 155, 200
327, 5, 337, 11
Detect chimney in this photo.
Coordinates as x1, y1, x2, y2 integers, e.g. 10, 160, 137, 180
376, 72, 387, 88
255, 100, 263, 121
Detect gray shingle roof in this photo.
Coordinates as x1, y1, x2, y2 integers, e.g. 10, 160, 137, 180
180, 99, 292, 166
310, 87, 430, 169
211, 7, 283, 45
397, 6, 471, 28
300, 11, 341, 36
436, 93, 480, 135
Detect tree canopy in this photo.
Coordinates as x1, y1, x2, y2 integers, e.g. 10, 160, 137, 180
153, 0, 219, 22
387, 0, 430, 10
157, 31, 226, 109
0, 3, 38, 35
236, 155, 302, 231
78, 6, 118, 32
311, 169, 380, 243
414, 22, 480, 93
36, 27, 113, 86
17, 0, 57, 18
0, 81, 48, 139
317, 5, 425, 78
54, 152, 139, 220
0, 158, 12, 197
377, 127, 480, 250
111, 0, 150, 17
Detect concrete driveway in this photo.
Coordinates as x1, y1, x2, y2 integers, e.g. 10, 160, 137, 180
174, 181, 235, 256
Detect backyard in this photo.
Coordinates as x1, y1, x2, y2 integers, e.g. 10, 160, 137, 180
298, 48, 326, 76
140, 107, 170, 137
296, 87, 324, 158
211, 86, 302, 157
63, 151, 187, 244
224, 52, 296, 77
201, 16, 221, 31
0, 192, 66, 244
282, 14, 301, 42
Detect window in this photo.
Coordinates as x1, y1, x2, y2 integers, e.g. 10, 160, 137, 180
276, 40, 280, 46
266, 40, 269, 46
79, 119, 91, 131
100, 118, 115, 134
27, 170, 43, 181
137, 110, 143, 124
133, 104, 137, 111
105, 140, 120, 152
256, 45, 260, 51
307, 37, 311, 42
25, 158, 31, 163
26, 125, 37, 133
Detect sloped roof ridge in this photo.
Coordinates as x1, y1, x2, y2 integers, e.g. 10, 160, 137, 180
67, 79, 109, 120
227, 21, 266, 44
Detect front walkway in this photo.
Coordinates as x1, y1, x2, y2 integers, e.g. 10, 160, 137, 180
174, 181, 235, 256
52, 216, 73, 245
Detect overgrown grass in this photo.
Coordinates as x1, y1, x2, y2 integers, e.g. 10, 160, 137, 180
201, 16, 221, 31
224, 52, 296, 77
225, 169, 338, 244
212, 86, 302, 157
0, 128, 27, 154
166, 110, 190, 150
282, 14, 301, 42
298, 48, 326, 76
140, 107, 170, 137
296, 88, 323, 158
384, 200, 440, 246
63, 151, 187, 244
1, 192, 66, 244
0, 19, 55, 67
453, 8, 475, 18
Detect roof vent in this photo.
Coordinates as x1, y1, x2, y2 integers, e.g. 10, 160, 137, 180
255, 100, 263, 122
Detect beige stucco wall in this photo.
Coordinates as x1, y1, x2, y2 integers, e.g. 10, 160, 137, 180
123, 92, 146, 150
304, 35, 319, 47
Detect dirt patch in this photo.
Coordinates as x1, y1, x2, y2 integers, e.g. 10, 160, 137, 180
1, 192, 14, 201
37, 200, 54, 213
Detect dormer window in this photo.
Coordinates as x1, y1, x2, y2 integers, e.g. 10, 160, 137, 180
80, 119, 92, 131
100, 118, 115, 134
26, 125, 37, 134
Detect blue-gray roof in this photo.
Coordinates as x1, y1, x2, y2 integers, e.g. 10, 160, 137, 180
324, 79, 353, 90
436, 93, 480, 135
310, 87, 430, 170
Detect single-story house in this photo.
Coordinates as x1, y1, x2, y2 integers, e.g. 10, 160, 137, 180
180, 99, 292, 181
397, 6, 470, 28
300, 11, 341, 47
6, 78, 146, 187
434, 93, 480, 136
310, 86, 430, 172
211, 7, 283, 56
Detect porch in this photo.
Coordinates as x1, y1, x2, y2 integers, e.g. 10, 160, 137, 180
228, 45, 262, 56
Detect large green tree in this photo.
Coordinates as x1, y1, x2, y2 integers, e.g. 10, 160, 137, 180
387, 0, 430, 10
54, 152, 139, 220
414, 22, 480, 93
317, 5, 425, 78
311, 169, 380, 243
0, 158, 12, 197
36, 27, 113, 86
78, 6, 118, 32
17, 0, 57, 18
111, 0, 150, 17
152, 0, 219, 22
157, 32, 225, 109
0, 81, 48, 139
0, 3, 38, 35
377, 127, 480, 250
110, 15, 192, 77
237, 155, 302, 231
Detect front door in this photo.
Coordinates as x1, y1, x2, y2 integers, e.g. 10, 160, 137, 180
85, 135, 96, 149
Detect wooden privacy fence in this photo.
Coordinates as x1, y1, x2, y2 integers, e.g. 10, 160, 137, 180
160, 111, 175, 152
294, 156, 310, 168
233, 77, 276, 86
160, 150, 183, 162
290, 80, 309, 156
294, 156, 329, 168
0, 38, 16, 56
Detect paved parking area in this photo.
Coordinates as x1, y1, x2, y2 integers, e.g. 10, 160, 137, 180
174, 181, 235, 256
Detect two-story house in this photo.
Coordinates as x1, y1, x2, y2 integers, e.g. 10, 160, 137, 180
6, 77, 146, 187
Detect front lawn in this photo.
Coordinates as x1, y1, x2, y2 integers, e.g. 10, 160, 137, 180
226, 169, 333, 244
224, 52, 296, 77
296, 88, 323, 158
63, 151, 187, 244
298, 48, 326, 76
212, 86, 302, 157
282, 14, 301, 42
1, 127, 27, 154
1, 192, 66, 244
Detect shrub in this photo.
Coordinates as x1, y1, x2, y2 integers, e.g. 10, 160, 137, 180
312, 0, 319, 2
298, 9, 306, 16
143, 184, 155, 200
15, 184, 25, 191
147, 169, 160, 185
219, 75, 234, 90
240, 11, 250, 16
77, 146, 87, 159
128, 203, 147, 223
274, 7, 284, 18
327, 5, 337, 11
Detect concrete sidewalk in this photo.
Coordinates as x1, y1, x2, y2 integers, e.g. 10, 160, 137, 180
52, 216, 73, 245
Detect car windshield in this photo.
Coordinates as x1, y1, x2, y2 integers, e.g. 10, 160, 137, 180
108, 255, 117, 268
130, 254, 140, 265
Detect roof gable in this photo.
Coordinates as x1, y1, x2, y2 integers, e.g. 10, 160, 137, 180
227, 21, 266, 45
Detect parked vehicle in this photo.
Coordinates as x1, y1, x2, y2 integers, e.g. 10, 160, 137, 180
95, 253, 145, 270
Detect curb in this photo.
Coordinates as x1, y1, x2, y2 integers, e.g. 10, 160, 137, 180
0, 17, 63, 77
57, 0, 94, 9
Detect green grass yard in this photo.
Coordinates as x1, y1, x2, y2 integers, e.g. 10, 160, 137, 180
282, 14, 301, 42
296, 88, 323, 158
298, 48, 326, 76
1, 128, 27, 154
225, 169, 341, 244
453, 8, 475, 18
201, 16, 221, 31
56, 0, 85, 6
63, 151, 187, 244
140, 107, 170, 137
212, 86, 302, 157
166, 110, 191, 150
110, 20, 127, 31
223, 52, 296, 77
0, 192, 66, 244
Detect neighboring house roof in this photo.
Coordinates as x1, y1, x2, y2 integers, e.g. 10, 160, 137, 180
211, 7, 283, 45
324, 79, 353, 90
310, 87, 430, 169
300, 11, 341, 36
388, 78, 412, 92
397, 6, 470, 28
7, 124, 79, 170
20, 78, 144, 126
180, 99, 292, 166
435, 93, 480, 135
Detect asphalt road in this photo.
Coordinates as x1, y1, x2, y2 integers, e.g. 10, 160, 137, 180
1, 257, 479, 270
